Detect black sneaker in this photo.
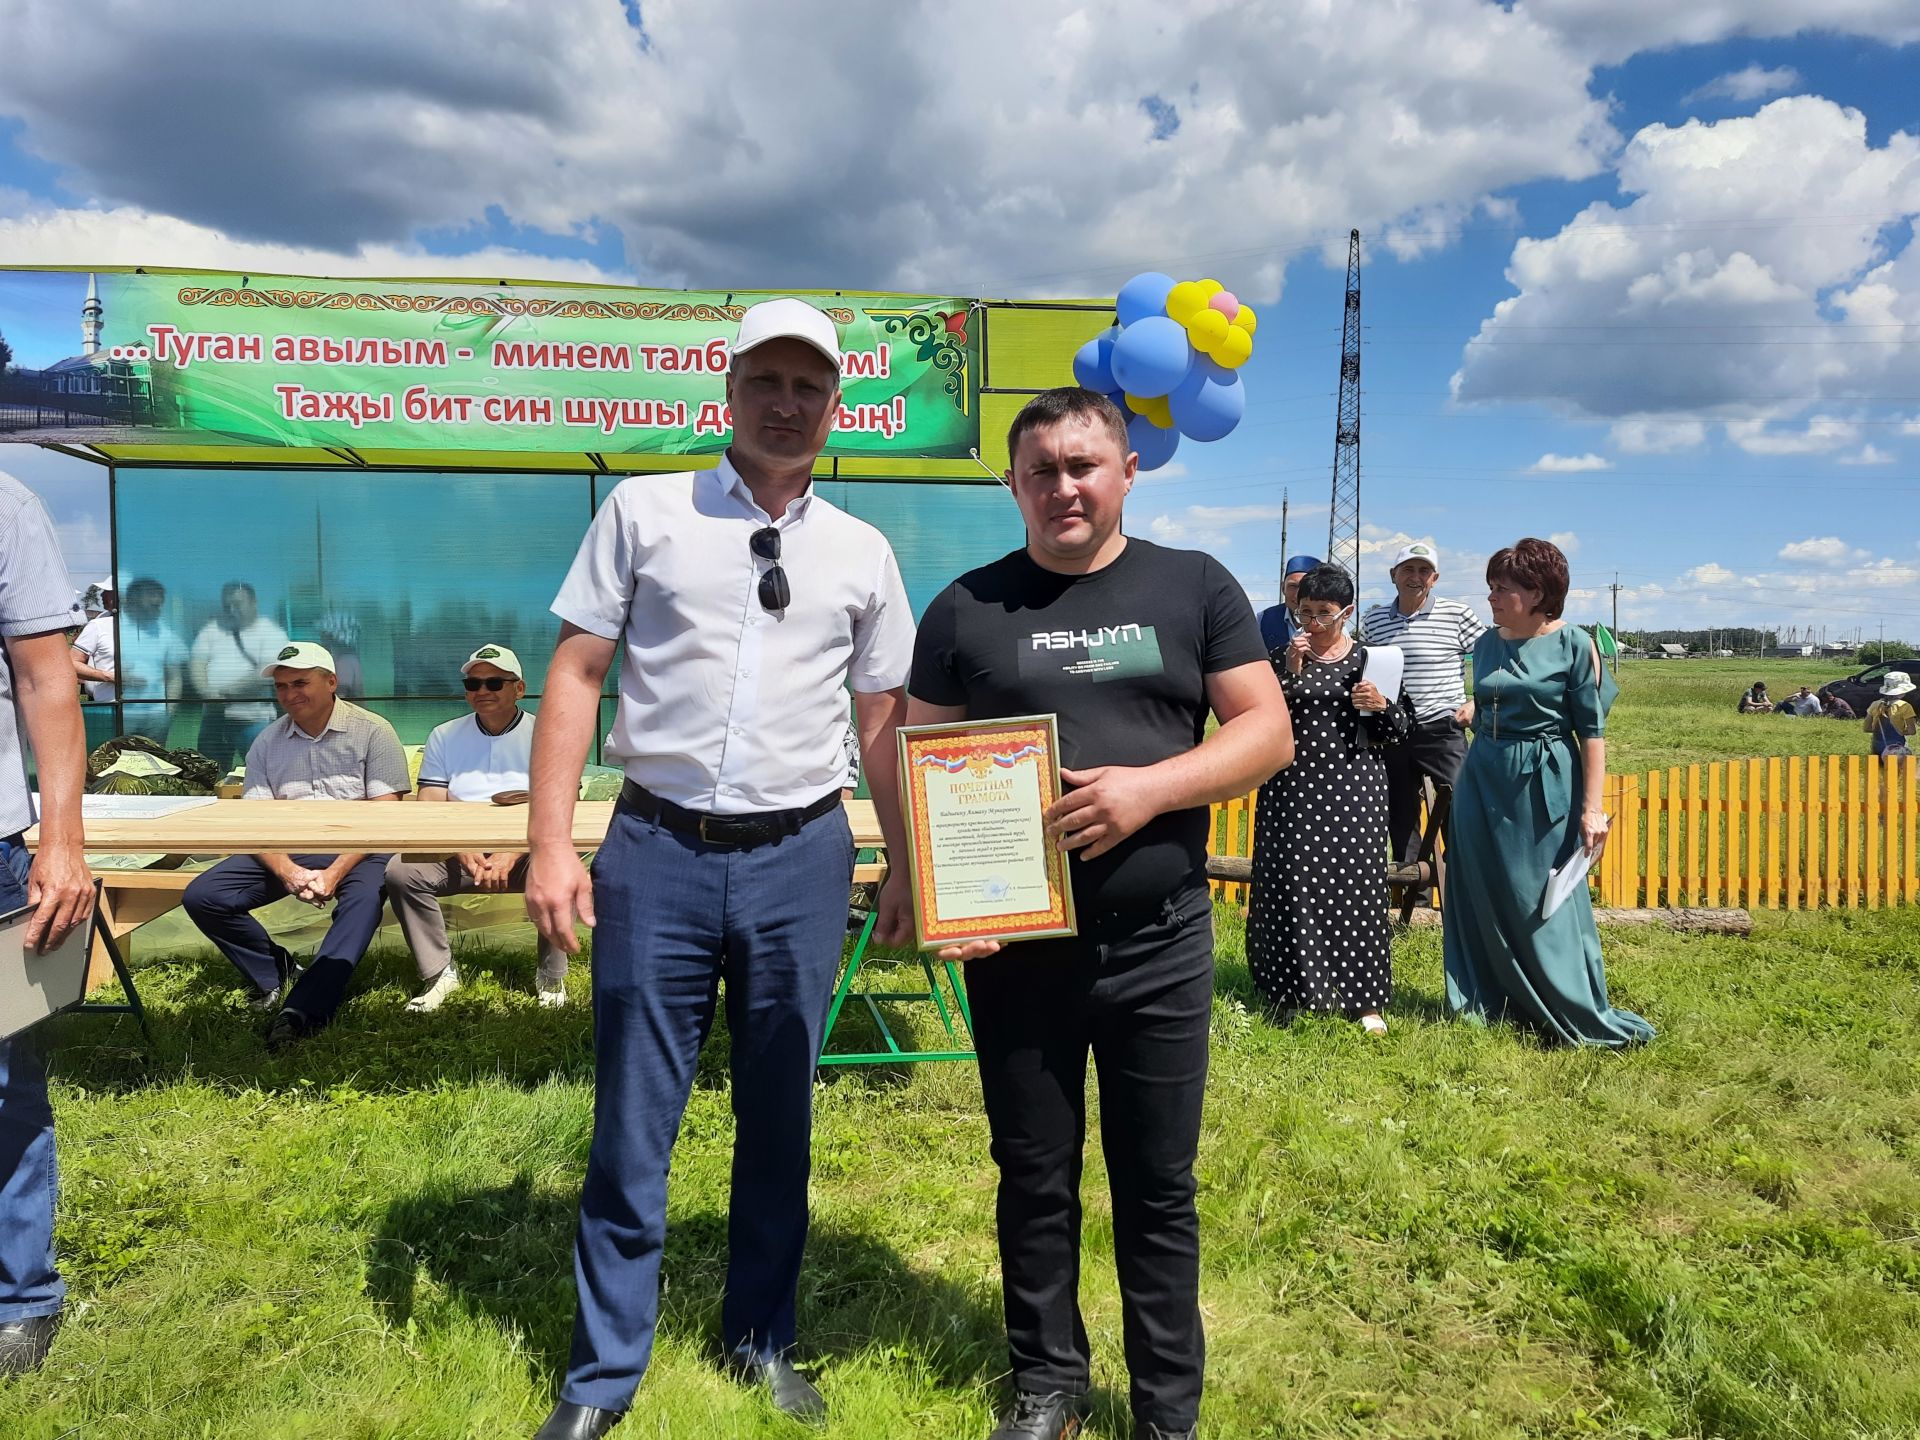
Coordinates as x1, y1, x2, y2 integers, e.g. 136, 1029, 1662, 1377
1138, 1426, 1197, 1440
0, 1312, 61, 1375
988, 1391, 1087, 1440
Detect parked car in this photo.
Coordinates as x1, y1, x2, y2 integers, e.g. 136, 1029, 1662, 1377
1819, 660, 1913, 716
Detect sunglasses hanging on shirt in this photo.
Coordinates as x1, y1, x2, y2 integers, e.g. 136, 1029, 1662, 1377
751, 525, 791, 612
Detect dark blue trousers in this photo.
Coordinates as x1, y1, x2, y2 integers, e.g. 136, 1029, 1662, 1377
182, 852, 391, 1023
561, 803, 855, 1412
0, 836, 62, 1322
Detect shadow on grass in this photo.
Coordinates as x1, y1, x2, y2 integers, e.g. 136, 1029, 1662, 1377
43, 943, 749, 1097
366, 1175, 1008, 1398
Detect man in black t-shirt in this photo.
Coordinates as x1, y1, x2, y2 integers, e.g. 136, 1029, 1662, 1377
908, 388, 1294, 1440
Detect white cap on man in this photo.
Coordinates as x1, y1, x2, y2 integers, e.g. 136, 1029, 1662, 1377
461, 644, 524, 679
261, 641, 335, 677
1389, 542, 1439, 573
732, 297, 843, 378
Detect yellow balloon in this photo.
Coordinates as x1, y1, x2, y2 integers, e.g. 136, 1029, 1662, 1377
1165, 280, 1207, 324
1142, 395, 1174, 429
1123, 392, 1153, 414
1232, 305, 1258, 335
1197, 278, 1223, 298
1214, 324, 1254, 369
1187, 307, 1230, 352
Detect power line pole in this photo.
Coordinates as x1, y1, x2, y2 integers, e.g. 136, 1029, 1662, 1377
1275, 488, 1289, 600
1608, 572, 1622, 639
1326, 229, 1362, 594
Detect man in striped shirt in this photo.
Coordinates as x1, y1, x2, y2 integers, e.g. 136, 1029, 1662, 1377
1360, 542, 1485, 895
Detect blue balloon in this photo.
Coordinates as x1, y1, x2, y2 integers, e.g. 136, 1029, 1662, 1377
1103, 388, 1129, 415
1167, 357, 1246, 442
1109, 315, 1192, 399
1116, 271, 1177, 328
1126, 410, 1181, 471
1072, 327, 1119, 392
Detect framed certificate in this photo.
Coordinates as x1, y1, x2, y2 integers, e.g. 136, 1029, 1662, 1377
897, 714, 1077, 951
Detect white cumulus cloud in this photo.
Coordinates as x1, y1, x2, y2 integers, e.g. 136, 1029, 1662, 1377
1527, 452, 1613, 472
1683, 64, 1802, 105
1778, 536, 1870, 566
1451, 98, 1920, 441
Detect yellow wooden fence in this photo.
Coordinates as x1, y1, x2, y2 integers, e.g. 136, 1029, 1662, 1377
1208, 755, 1920, 911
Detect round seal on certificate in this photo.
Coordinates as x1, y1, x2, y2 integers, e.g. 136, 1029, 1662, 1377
982, 875, 1012, 902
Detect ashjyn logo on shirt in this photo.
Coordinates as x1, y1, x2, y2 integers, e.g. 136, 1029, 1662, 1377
1020, 623, 1164, 682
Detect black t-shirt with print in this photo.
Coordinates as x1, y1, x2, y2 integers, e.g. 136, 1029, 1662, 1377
910, 538, 1268, 915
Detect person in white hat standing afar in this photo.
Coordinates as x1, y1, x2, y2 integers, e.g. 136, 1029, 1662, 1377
181, 641, 410, 1051
524, 298, 916, 1438
1359, 540, 1486, 899
385, 644, 570, 1009
1864, 670, 1916, 756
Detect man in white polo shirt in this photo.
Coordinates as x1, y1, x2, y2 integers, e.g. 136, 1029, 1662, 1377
386, 644, 567, 1010
182, 641, 410, 1051
523, 297, 915, 1438
1359, 541, 1486, 896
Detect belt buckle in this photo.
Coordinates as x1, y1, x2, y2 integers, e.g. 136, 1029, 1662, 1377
698, 815, 719, 845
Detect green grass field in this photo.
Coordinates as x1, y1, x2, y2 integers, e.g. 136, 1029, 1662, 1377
1552, 659, 1877, 775
8, 900, 1919, 1439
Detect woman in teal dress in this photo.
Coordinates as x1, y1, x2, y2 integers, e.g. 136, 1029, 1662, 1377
1443, 537, 1654, 1048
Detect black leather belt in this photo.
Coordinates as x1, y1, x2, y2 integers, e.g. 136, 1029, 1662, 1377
618, 779, 840, 850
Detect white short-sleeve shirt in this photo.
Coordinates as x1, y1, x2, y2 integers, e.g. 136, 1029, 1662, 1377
418, 709, 535, 802
551, 456, 915, 814
73, 614, 116, 702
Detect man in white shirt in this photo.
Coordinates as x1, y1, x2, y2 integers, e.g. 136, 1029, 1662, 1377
189, 581, 289, 768
70, 578, 117, 703
1359, 541, 1486, 895
181, 642, 410, 1052
386, 644, 566, 1010
114, 578, 190, 742
523, 298, 915, 1439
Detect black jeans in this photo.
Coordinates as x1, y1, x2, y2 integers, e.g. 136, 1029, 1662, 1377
1384, 716, 1469, 869
966, 883, 1215, 1433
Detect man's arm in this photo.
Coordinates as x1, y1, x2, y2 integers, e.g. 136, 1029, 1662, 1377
70, 645, 114, 686
1048, 660, 1292, 860
526, 622, 617, 952
853, 686, 910, 945
10, 629, 94, 951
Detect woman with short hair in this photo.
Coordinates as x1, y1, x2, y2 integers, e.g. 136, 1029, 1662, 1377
1246, 564, 1407, 1033
1443, 537, 1653, 1048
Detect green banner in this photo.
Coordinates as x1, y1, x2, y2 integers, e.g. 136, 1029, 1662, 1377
0, 268, 980, 458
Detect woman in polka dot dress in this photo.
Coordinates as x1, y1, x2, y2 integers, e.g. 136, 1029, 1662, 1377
1246, 564, 1409, 1032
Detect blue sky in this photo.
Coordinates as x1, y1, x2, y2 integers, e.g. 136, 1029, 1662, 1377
1, 3, 1916, 638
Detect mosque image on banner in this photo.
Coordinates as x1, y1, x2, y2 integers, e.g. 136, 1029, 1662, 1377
0, 273, 157, 438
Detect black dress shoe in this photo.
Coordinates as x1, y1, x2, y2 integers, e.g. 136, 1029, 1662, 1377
731, 1353, 826, 1420
988, 1390, 1088, 1440
265, 1008, 315, 1054
0, 1312, 62, 1376
532, 1401, 624, 1440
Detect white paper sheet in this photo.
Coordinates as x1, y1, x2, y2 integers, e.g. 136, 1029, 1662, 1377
1541, 845, 1595, 919
1360, 644, 1404, 702
80, 794, 221, 821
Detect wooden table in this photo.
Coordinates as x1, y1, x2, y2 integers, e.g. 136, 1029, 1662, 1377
28, 797, 885, 991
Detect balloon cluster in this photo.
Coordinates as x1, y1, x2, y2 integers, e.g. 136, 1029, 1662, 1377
1071, 270, 1258, 470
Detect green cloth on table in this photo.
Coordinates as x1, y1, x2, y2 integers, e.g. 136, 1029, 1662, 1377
1443, 625, 1653, 1048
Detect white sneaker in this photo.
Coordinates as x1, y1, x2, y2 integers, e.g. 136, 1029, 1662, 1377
536, 984, 568, 1009
406, 967, 460, 1013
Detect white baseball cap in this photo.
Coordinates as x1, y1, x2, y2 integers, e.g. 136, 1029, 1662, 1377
461, 644, 524, 680
261, 641, 335, 677
732, 297, 843, 377
95, 576, 115, 592
1390, 542, 1439, 572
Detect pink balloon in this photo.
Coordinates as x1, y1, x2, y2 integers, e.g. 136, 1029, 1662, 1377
1207, 290, 1239, 317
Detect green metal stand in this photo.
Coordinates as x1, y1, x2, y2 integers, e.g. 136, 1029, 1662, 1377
817, 907, 976, 1068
